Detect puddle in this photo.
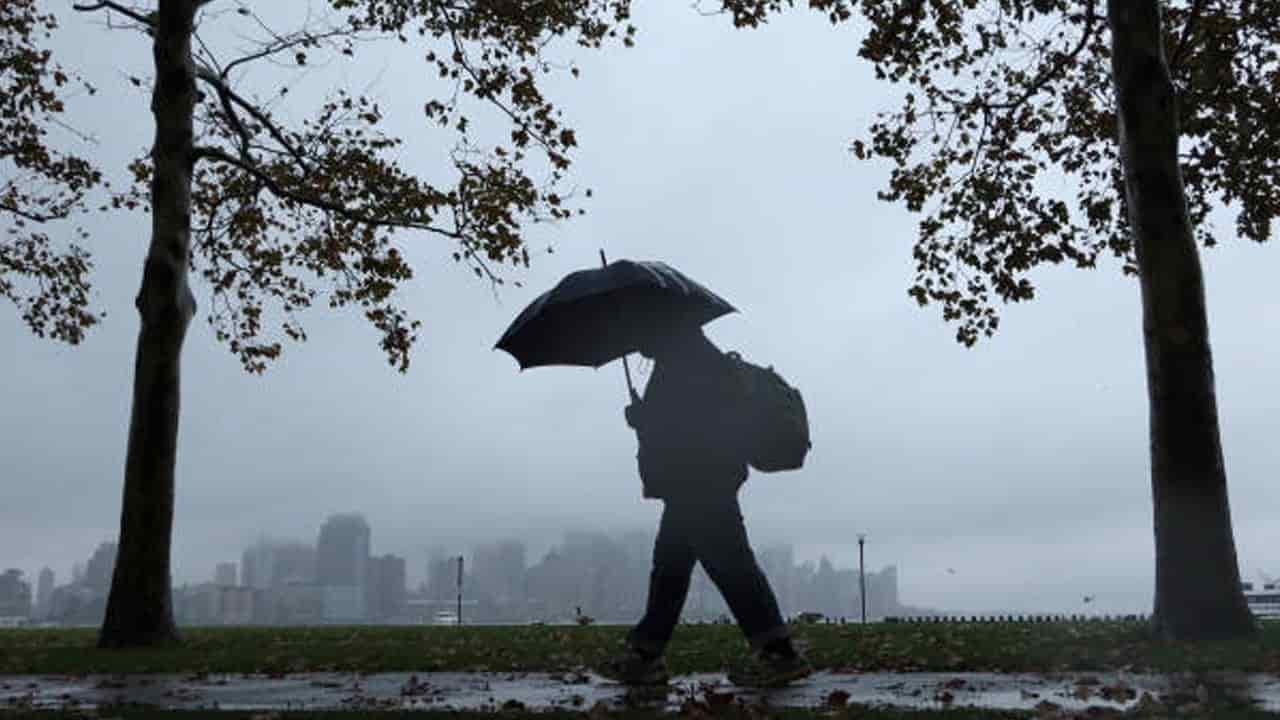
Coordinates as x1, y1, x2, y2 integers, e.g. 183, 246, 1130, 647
2, 671, 1278, 713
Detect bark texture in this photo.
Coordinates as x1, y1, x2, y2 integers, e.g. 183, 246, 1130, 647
1107, 0, 1254, 641
98, 0, 199, 648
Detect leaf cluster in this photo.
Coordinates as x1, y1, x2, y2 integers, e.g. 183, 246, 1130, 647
0, 0, 104, 343
715, 0, 1280, 345
32, 0, 635, 372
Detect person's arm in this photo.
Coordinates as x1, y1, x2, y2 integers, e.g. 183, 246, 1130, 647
624, 398, 646, 430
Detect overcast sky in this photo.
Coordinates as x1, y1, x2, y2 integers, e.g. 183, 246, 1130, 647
3, 2, 1278, 617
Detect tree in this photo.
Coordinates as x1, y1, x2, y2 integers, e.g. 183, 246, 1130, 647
712, 0, 1271, 639
5, 0, 632, 647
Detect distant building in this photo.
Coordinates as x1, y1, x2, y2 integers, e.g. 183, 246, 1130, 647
316, 514, 371, 621
84, 542, 117, 593
242, 539, 316, 589
472, 539, 527, 610
0, 569, 32, 619
35, 568, 54, 620
867, 564, 900, 619
47, 584, 104, 626
758, 545, 796, 616
270, 581, 323, 625
241, 542, 273, 590
177, 583, 255, 626
271, 542, 317, 585
366, 554, 407, 622
214, 562, 237, 587
426, 550, 461, 604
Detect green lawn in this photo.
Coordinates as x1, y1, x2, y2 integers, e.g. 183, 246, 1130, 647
1, 621, 1278, 675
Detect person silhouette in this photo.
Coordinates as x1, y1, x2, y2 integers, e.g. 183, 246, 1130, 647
597, 322, 811, 687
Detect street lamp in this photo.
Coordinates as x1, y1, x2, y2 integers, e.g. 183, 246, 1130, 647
456, 555, 464, 625
857, 534, 867, 624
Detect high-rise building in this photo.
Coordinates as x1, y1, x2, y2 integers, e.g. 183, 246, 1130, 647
366, 554, 407, 622
316, 514, 370, 621
758, 544, 795, 616
215, 562, 237, 587
0, 569, 32, 618
472, 539, 527, 608
243, 539, 316, 589
242, 542, 273, 590
316, 514, 370, 585
426, 548, 458, 603
35, 568, 54, 620
272, 542, 316, 586
84, 542, 117, 594
867, 565, 900, 619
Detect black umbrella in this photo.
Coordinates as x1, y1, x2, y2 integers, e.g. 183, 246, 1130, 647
496, 251, 735, 393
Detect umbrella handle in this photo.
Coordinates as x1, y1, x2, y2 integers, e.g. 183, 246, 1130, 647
600, 249, 640, 403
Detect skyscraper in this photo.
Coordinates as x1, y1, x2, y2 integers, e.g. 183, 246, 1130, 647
316, 514, 371, 621
35, 568, 54, 620
241, 541, 273, 590
0, 570, 32, 618
215, 562, 237, 587
84, 542, 117, 594
472, 539, 527, 608
366, 554, 407, 622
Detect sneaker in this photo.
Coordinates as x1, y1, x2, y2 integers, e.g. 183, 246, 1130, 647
726, 649, 813, 687
596, 647, 670, 686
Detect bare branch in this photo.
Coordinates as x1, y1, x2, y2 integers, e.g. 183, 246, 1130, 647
71, 1, 154, 28
0, 200, 62, 224
221, 28, 356, 80
194, 65, 311, 171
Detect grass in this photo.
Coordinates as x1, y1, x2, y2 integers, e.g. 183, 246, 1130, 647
0, 709, 1277, 720
1, 621, 1279, 675
0, 710, 1041, 720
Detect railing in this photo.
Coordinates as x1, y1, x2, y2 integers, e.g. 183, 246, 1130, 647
882, 614, 1150, 624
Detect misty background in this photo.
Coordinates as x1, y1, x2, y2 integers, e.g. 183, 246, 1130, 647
2, 3, 1278, 617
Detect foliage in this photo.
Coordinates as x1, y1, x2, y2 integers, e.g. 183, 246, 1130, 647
12, 0, 636, 372
708, 0, 1280, 345
0, 0, 103, 343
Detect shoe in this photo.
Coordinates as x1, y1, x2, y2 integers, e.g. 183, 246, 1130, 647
596, 647, 670, 686
726, 649, 813, 687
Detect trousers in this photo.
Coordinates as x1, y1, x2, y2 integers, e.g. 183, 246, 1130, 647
629, 492, 790, 654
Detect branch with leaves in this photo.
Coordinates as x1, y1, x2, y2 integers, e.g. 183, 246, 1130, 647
36, 0, 636, 373
1, 0, 105, 343
717, 0, 1280, 346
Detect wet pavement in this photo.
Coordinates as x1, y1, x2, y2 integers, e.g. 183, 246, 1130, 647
2, 670, 1279, 714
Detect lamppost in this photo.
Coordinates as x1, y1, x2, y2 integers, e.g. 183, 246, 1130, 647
456, 555, 464, 625
857, 534, 867, 624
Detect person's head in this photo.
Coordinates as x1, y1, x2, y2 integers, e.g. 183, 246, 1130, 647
635, 321, 704, 360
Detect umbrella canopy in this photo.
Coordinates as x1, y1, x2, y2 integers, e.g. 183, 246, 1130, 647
495, 259, 736, 369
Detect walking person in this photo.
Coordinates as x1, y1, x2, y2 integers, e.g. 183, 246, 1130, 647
495, 256, 812, 686
597, 322, 812, 687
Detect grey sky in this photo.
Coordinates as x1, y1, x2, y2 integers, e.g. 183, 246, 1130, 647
3, 2, 1278, 617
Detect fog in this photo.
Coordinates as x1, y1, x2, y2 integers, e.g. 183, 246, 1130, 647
3, 2, 1279, 619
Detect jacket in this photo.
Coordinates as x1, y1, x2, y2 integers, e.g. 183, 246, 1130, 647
629, 342, 750, 499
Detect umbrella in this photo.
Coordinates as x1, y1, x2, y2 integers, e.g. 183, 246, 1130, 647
495, 251, 735, 392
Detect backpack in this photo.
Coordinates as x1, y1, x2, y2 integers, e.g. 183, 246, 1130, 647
725, 352, 811, 472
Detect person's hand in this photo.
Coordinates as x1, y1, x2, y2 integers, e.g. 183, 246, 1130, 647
625, 401, 644, 429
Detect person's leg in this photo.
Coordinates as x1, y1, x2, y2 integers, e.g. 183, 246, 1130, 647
628, 501, 698, 656
688, 494, 791, 652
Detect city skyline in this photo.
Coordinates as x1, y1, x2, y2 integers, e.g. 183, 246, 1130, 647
3, 511, 905, 626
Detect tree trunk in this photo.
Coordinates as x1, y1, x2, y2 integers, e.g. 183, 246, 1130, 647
98, 0, 199, 648
1107, 0, 1254, 641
